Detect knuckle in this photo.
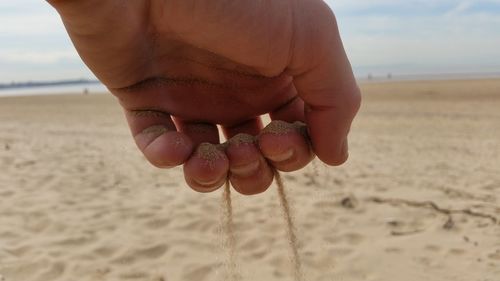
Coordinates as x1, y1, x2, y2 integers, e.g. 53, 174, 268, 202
342, 84, 362, 117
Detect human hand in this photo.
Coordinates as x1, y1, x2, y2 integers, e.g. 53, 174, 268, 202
48, 0, 361, 195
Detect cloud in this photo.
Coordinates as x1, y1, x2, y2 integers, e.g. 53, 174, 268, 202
1, 0, 500, 82
0, 0, 85, 82
445, 1, 474, 16
328, 0, 500, 17
0, 11, 64, 36
0, 50, 79, 64
0, 59, 94, 82
324, 0, 500, 76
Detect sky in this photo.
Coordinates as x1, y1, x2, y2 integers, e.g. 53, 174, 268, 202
1, 0, 500, 83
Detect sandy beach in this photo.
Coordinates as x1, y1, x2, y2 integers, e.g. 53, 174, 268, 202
0, 79, 499, 281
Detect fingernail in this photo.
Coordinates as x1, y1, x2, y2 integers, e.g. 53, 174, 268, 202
194, 177, 224, 187
267, 149, 294, 162
135, 125, 170, 148
141, 125, 169, 137
230, 160, 260, 177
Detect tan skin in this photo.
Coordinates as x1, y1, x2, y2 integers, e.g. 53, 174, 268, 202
48, 0, 361, 195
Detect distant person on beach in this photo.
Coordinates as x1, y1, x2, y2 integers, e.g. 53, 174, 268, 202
48, 0, 361, 195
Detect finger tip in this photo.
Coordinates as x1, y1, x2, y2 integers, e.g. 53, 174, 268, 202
316, 145, 349, 166
258, 122, 314, 171
226, 135, 260, 165
183, 143, 229, 192
143, 131, 194, 168
230, 167, 274, 196
185, 177, 226, 193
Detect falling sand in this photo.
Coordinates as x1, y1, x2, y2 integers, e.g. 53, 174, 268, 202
274, 169, 304, 281
221, 171, 303, 281
2, 81, 500, 281
221, 181, 239, 281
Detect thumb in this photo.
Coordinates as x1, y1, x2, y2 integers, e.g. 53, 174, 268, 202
290, 1, 361, 166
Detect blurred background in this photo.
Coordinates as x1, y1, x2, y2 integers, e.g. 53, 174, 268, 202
0, 1, 499, 281
1, 0, 500, 85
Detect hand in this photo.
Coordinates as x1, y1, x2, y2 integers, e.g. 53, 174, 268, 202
48, 0, 361, 195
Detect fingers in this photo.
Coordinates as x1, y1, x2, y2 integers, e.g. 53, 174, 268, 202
224, 118, 314, 195
173, 119, 220, 145
183, 143, 229, 192
127, 109, 317, 195
269, 94, 305, 123
128, 110, 314, 194
225, 134, 274, 195
295, 62, 361, 166
258, 120, 315, 172
185, 119, 269, 195
221, 118, 263, 139
289, 3, 361, 166
175, 121, 228, 192
190, 122, 315, 195
260, 90, 314, 173
181, 118, 316, 194
128, 110, 229, 193
125, 110, 193, 168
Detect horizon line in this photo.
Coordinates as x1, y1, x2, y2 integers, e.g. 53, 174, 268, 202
2, 71, 500, 88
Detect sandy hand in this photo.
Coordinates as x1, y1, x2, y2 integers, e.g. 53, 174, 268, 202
48, 0, 361, 195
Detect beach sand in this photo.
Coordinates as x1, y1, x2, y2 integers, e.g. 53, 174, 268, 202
0, 79, 499, 281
